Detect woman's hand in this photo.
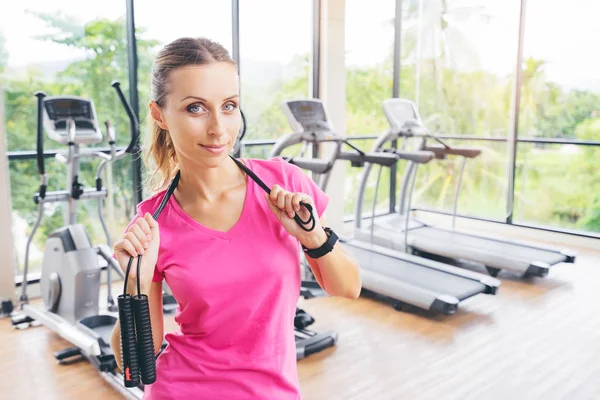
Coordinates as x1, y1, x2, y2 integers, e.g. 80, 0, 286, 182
113, 212, 160, 294
264, 185, 328, 249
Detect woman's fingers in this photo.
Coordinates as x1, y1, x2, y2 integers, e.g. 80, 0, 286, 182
116, 238, 138, 259
130, 224, 149, 249
136, 216, 152, 239
145, 213, 159, 237
284, 192, 296, 218
125, 231, 145, 255
292, 193, 304, 212
269, 185, 314, 219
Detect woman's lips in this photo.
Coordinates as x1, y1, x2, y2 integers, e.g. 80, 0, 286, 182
200, 143, 228, 154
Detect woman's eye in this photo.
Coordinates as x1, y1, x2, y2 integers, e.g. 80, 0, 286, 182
187, 104, 204, 113
223, 103, 237, 112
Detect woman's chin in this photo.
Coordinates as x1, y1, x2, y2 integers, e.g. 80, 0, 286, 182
200, 151, 232, 167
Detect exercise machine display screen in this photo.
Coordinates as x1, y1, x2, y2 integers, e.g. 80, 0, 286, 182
42, 96, 102, 144
385, 101, 420, 129
45, 99, 93, 121
286, 100, 331, 132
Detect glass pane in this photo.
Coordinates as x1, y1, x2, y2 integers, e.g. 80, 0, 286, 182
240, 0, 312, 141
411, 138, 508, 219
1, 2, 136, 275
514, 143, 600, 233
1, 1, 129, 151
519, 0, 600, 139
401, 0, 520, 136
345, 0, 395, 135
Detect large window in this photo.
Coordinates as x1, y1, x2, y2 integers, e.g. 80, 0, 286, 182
3, 0, 598, 282
239, 0, 313, 145
514, 0, 600, 233
1, 1, 130, 274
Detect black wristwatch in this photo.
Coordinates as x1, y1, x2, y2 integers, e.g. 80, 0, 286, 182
302, 227, 338, 259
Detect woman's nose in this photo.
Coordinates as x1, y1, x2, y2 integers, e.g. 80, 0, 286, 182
207, 114, 227, 137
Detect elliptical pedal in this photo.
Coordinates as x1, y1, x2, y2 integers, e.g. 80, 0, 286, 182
11, 314, 35, 327
54, 346, 83, 364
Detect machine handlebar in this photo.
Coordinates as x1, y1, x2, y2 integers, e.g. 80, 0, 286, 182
111, 81, 139, 155
105, 121, 116, 144
35, 92, 46, 176
391, 123, 482, 160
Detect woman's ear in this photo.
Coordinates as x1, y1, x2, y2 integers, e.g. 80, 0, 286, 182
149, 101, 168, 130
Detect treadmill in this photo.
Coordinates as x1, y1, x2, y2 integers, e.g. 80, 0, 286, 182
354, 98, 576, 278
273, 99, 500, 315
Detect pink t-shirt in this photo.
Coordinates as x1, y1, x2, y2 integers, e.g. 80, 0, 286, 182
126, 157, 329, 400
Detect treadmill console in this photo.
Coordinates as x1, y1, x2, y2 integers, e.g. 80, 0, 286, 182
43, 96, 103, 145
382, 98, 423, 130
282, 100, 333, 134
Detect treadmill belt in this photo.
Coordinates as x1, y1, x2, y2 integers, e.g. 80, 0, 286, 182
363, 214, 423, 231
410, 227, 568, 265
345, 242, 486, 301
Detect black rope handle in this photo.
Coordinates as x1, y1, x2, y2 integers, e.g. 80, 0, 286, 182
119, 173, 180, 387
229, 155, 316, 232
117, 291, 139, 387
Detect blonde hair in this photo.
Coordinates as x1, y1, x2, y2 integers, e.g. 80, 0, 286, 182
145, 37, 236, 191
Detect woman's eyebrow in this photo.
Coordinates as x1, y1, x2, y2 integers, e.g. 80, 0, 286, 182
180, 94, 239, 103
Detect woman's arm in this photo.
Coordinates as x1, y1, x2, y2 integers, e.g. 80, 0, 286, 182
265, 184, 361, 299
301, 215, 362, 299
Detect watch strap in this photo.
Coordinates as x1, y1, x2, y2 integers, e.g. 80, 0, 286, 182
302, 227, 338, 259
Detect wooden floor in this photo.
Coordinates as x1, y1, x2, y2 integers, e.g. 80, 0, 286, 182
2, 248, 600, 400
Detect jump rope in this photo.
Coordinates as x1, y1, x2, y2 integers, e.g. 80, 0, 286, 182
118, 118, 316, 387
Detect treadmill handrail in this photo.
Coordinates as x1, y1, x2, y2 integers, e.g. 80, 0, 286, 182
387, 149, 436, 164
338, 151, 398, 167
339, 149, 435, 167
422, 144, 482, 159
282, 157, 331, 174
270, 127, 345, 192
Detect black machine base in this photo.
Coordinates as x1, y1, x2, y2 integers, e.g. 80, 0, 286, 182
294, 308, 315, 330
1, 300, 14, 317
300, 280, 326, 299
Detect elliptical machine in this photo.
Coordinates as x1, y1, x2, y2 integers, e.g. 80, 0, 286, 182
11, 82, 145, 399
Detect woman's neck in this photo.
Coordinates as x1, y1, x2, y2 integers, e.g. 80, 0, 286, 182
176, 156, 245, 205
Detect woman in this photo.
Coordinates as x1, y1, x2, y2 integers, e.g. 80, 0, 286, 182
110, 37, 361, 399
